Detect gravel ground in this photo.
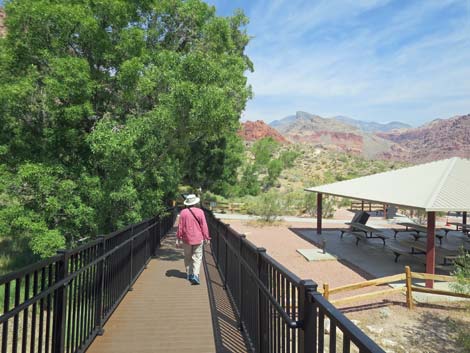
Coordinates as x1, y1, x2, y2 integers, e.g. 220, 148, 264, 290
223, 218, 469, 353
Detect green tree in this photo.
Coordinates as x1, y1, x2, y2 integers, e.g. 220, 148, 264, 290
183, 134, 244, 196
252, 137, 279, 169
0, 0, 252, 262
264, 159, 283, 188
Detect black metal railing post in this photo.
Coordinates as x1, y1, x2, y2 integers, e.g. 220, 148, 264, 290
256, 247, 267, 353
298, 280, 318, 353
214, 220, 219, 264
52, 250, 70, 353
155, 216, 161, 254
95, 236, 105, 336
129, 236, 134, 291
238, 234, 246, 331
223, 227, 229, 290
144, 226, 149, 269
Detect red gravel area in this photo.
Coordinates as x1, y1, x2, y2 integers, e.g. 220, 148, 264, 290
218, 216, 469, 352
225, 219, 403, 304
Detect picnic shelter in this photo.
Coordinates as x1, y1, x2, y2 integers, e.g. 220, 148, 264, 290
305, 157, 470, 287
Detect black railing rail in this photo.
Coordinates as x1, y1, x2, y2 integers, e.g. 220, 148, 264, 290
0, 209, 176, 353
205, 210, 385, 353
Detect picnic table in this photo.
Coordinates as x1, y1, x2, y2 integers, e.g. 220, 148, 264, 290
393, 222, 445, 245
341, 222, 388, 245
394, 239, 458, 265
448, 222, 470, 234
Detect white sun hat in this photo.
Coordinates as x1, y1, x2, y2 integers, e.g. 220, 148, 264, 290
184, 194, 200, 206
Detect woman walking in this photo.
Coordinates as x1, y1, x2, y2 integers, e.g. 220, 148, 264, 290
176, 194, 210, 285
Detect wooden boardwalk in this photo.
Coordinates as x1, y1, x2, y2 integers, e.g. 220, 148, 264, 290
88, 227, 249, 353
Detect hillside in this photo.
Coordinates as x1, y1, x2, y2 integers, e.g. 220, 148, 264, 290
239, 120, 289, 144
333, 116, 411, 133
276, 144, 408, 192
267, 111, 408, 160
377, 114, 470, 163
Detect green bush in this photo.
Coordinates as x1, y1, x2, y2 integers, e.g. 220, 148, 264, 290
452, 249, 470, 294
251, 191, 282, 222
451, 250, 470, 350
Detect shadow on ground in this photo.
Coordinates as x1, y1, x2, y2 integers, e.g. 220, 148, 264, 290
154, 227, 184, 262
203, 245, 251, 353
289, 227, 376, 279
165, 269, 187, 279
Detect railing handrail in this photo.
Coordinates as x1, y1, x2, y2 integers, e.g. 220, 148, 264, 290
0, 254, 63, 284
311, 292, 385, 353
0, 207, 177, 353
0, 209, 172, 284
206, 209, 386, 353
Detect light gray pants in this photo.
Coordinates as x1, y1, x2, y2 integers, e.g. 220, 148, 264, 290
183, 243, 204, 276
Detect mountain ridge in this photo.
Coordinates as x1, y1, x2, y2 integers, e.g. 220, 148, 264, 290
269, 112, 411, 133
241, 111, 470, 163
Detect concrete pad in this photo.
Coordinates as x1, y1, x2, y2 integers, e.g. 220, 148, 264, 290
296, 248, 337, 261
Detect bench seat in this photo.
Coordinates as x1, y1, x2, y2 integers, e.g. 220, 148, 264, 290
351, 231, 387, 246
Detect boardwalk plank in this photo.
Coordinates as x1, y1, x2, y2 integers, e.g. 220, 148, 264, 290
87, 227, 249, 353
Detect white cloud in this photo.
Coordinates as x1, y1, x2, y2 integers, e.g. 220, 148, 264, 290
239, 0, 470, 123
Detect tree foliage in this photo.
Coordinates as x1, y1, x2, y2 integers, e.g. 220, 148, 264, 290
0, 0, 252, 263
237, 137, 298, 196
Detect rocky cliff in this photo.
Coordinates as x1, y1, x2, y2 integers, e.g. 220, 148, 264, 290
269, 111, 406, 159
377, 114, 470, 163
239, 120, 289, 144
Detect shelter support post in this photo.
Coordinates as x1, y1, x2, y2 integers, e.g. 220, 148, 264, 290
317, 193, 322, 235
463, 211, 467, 225
426, 212, 436, 288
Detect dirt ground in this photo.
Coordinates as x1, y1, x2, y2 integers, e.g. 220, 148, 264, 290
224, 218, 470, 353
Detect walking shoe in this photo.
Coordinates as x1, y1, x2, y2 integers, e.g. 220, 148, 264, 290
188, 274, 194, 282
191, 275, 200, 285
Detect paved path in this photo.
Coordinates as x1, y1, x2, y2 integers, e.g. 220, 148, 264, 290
88, 228, 248, 353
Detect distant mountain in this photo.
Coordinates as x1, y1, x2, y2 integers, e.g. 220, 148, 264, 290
377, 114, 470, 163
239, 120, 289, 144
269, 115, 297, 129
333, 116, 411, 133
267, 111, 407, 160
252, 111, 470, 163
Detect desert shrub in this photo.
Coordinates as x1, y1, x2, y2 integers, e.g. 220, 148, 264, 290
251, 191, 282, 222
303, 193, 335, 218
280, 150, 300, 168
451, 250, 470, 350
452, 249, 470, 294
282, 191, 305, 216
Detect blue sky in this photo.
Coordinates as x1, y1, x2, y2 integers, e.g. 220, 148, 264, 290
206, 0, 470, 126
2, 1, 469, 125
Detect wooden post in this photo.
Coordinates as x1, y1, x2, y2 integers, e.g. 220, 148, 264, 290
323, 283, 329, 300
463, 211, 467, 225
361, 200, 364, 211
317, 193, 322, 235
405, 266, 413, 309
426, 212, 436, 288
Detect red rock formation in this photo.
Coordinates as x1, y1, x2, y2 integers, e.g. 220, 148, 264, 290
239, 120, 289, 144
0, 8, 5, 38
377, 114, 470, 163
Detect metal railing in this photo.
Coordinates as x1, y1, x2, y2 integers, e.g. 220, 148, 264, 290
0, 209, 176, 353
205, 210, 385, 353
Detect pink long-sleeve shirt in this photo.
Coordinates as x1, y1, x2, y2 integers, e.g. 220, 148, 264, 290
176, 207, 210, 245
